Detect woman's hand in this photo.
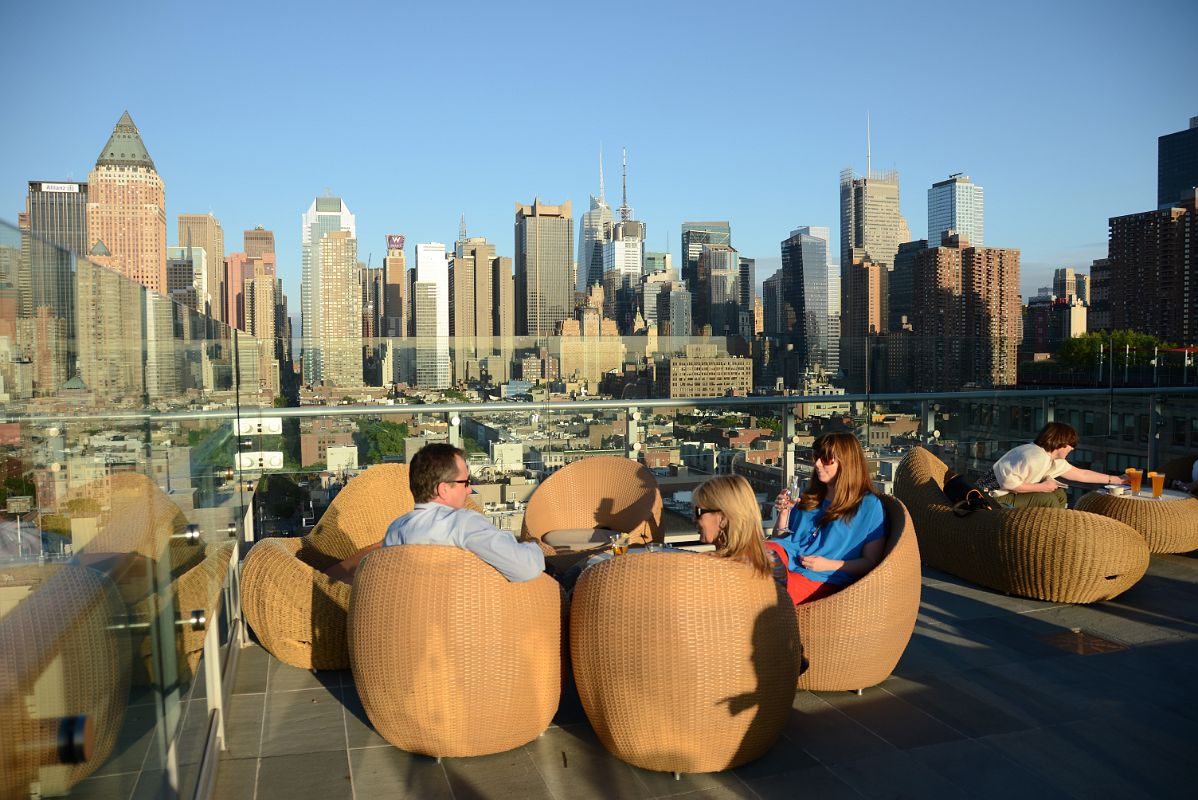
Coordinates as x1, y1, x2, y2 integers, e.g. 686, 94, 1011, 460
799, 554, 841, 572
774, 491, 796, 512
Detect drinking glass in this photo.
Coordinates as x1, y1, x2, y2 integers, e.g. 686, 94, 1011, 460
1150, 471, 1165, 498
610, 533, 629, 555
1125, 468, 1143, 494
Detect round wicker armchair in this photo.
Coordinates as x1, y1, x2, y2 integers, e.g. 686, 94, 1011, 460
348, 545, 562, 758
0, 563, 130, 796
570, 552, 799, 774
793, 494, 921, 692
242, 464, 414, 670
521, 456, 663, 546
894, 447, 1149, 603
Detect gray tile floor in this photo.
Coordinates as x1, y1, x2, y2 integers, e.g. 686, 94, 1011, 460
214, 554, 1198, 800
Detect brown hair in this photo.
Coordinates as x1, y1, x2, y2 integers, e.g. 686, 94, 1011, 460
798, 432, 878, 524
1033, 422, 1078, 453
693, 475, 772, 577
409, 443, 465, 503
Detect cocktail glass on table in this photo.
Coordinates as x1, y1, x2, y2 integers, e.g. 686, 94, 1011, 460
1125, 467, 1143, 494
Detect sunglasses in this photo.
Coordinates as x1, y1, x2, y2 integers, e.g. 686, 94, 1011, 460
814, 453, 837, 465
449, 477, 473, 486
693, 506, 720, 519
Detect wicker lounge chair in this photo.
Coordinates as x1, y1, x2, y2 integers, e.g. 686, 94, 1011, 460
793, 494, 921, 692
348, 545, 562, 758
0, 563, 130, 796
894, 447, 1149, 603
569, 552, 799, 774
521, 456, 663, 547
242, 464, 414, 670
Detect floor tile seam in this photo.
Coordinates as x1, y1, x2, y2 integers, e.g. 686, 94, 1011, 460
966, 730, 1109, 799
806, 691, 899, 750
522, 737, 566, 800
343, 747, 356, 800
874, 683, 977, 743
439, 757, 457, 800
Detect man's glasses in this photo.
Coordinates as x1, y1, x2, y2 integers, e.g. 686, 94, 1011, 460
449, 477, 473, 486
693, 506, 720, 519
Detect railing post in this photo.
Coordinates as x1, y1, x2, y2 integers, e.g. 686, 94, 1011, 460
626, 409, 641, 461
1150, 394, 1163, 471
783, 403, 796, 490
448, 414, 461, 448
1044, 396, 1055, 425
921, 400, 934, 445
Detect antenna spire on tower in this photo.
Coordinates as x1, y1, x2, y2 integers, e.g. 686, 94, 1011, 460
618, 147, 632, 222
459, 214, 466, 243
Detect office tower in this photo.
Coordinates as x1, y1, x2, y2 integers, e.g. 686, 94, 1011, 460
225, 252, 276, 331
244, 271, 277, 339
242, 270, 281, 396
681, 221, 731, 323
1158, 116, 1198, 209
166, 245, 210, 313
928, 174, 984, 248
244, 226, 275, 259
753, 295, 763, 335
826, 264, 841, 376
413, 242, 451, 387
656, 283, 692, 339
86, 111, 167, 294
451, 235, 514, 382
1106, 193, 1198, 343
360, 264, 384, 339
601, 152, 645, 332
638, 267, 678, 328
656, 344, 752, 398
890, 239, 928, 331
736, 257, 756, 339
779, 226, 834, 375
314, 230, 362, 387
382, 234, 407, 338
762, 269, 783, 336
696, 243, 739, 337
179, 213, 226, 320
1052, 267, 1090, 304
25, 180, 87, 327
839, 165, 908, 387
73, 256, 144, 400
1024, 294, 1086, 356
911, 234, 1021, 391
301, 195, 356, 383
514, 198, 573, 337
557, 298, 625, 386
577, 152, 614, 292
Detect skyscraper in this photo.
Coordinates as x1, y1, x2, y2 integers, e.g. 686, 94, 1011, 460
382, 235, 407, 339
25, 180, 87, 344
697, 243, 739, 337
601, 150, 645, 332
681, 221, 731, 326
316, 230, 362, 387
514, 198, 573, 337
1052, 267, 1090, 304
779, 226, 833, 375
737, 256, 756, 339
1158, 116, 1198, 209
928, 174, 984, 248
86, 111, 167, 294
839, 166, 909, 387
1106, 193, 1197, 343
451, 234, 513, 382
301, 195, 356, 383
911, 234, 1021, 391
244, 226, 275, 259
413, 242, 450, 387
178, 213, 225, 320
890, 239, 928, 331
577, 152, 614, 293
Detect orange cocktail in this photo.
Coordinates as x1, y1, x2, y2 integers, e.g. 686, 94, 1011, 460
1149, 471, 1165, 498
1125, 468, 1143, 494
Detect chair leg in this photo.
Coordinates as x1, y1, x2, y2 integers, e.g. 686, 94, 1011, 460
673, 772, 681, 780
854, 689, 863, 696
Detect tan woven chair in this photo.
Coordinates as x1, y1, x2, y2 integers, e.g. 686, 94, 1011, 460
0, 563, 130, 796
242, 464, 415, 670
894, 447, 1149, 603
1074, 491, 1198, 554
521, 456, 663, 546
348, 545, 562, 758
793, 495, 921, 692
570, 552, 799, 774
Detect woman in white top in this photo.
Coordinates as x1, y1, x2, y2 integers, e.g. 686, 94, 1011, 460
990, 422, 1128, 509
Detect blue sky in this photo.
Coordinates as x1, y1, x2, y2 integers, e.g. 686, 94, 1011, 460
1, 0, 1194, 308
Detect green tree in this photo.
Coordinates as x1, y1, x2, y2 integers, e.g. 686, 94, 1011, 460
1058, 330, 1174, 370
355, 419, 410, 463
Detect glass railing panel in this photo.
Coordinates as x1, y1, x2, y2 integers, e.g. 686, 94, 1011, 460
0, 219, 244, 797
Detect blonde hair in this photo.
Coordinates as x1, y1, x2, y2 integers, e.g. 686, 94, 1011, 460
799, 432, 879, 524
693, 475, 771, 577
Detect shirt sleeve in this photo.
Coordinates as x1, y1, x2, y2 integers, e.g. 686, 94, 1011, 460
1046, 458, 1072, 480
856, 495, 886, 545
993, 447, 1033, 491
452, 509, 546, 582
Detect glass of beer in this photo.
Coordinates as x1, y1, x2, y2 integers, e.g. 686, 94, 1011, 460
610, 533, 629, 555
1125, 468, 1143, 494
1149, 471, 1165, 498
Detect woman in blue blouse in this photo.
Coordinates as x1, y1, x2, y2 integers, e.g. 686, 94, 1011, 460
767, 432, 887, 605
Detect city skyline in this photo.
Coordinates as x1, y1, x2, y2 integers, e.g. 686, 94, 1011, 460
1, 1, 1194, 311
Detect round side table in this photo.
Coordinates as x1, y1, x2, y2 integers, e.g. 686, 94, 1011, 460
1075, 489, 1198, 554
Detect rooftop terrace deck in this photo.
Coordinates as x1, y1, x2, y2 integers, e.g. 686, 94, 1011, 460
81, 551, 1198, 800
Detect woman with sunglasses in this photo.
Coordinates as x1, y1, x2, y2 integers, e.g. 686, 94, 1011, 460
768, 432, 886, 605
692, 475, 788, 588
